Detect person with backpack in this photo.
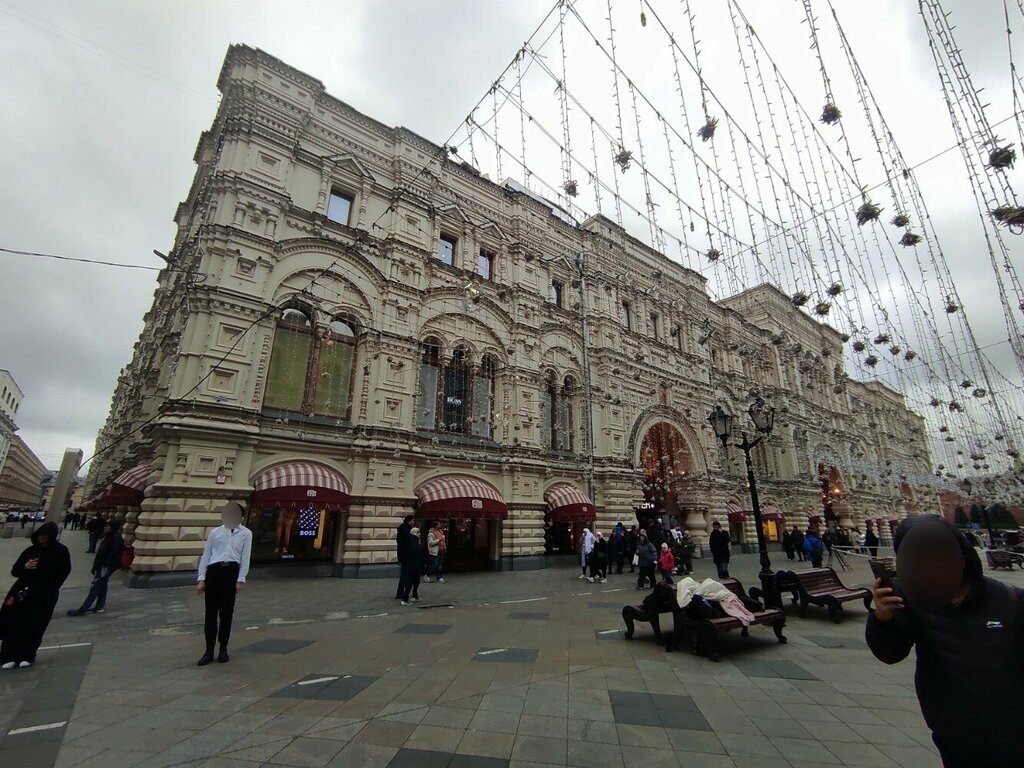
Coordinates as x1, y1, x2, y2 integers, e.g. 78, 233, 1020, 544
804, 529, 826, 567
67, 520, 124, 616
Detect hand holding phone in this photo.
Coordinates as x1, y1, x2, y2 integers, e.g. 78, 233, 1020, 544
869, 558, 896, 590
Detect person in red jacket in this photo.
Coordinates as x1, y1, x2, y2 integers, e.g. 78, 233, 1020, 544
657, 543, 675, 584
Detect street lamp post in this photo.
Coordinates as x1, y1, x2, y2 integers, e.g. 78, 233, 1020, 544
708, 398, 780, 606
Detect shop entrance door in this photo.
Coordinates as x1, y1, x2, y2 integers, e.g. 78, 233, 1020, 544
418, 518, 493, 572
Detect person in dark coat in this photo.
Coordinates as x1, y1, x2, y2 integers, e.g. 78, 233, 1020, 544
395, 514, 414, 600
608, 529, 625, 575
635, 531, 658, 589
867, 515, 1023, 768
864, 525, 880, 558
67, 520, 124, 616
625, 526, 639, 573
792, 527, 805, 561
1, 522, 72, 668
622, 580, 675, 640
708, 521, 731, 579
398, 527, 423, 604
803, 530, 825, 568
589, 532, 608, 582
86, 514, 104, 553
782, 529, 795, 560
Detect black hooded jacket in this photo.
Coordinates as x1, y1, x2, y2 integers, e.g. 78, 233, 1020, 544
8, 522, 72, 605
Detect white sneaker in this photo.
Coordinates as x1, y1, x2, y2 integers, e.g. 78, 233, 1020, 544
600, 578, 607, 583
411, 597, 420, 602
578, 574, 586, 579
1, 662, 15, 670
438, 578, 445, 584
401, 600, 411, 606
587, 577, 595, 583
18, 661, 32, 668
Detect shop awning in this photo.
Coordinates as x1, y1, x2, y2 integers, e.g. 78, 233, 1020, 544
415, 475, 507, 519
726, 501, 746, 523
94, 463, 151, 507
253, 462, 351, 510
760, 505, 785, 522
544, 483, 595, 521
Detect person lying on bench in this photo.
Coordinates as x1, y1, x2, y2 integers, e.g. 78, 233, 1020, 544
622, 577, 676, 639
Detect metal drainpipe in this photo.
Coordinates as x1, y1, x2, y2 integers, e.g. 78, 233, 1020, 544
576, 252, 596, 504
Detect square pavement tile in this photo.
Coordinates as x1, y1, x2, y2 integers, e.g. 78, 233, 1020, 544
609, 692, 710, 731
731, 659, 818, 681
394, 624, 452, 635
384, 748, 454, 768
238, 638, 315, 654
508, 612, 549, 620
471, 648, 539, 664
271, 674, 377, 701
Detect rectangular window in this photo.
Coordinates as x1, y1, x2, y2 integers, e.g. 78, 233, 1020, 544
442, 368, 468, 432
471, 375, 493, 438
437, 235, 456, 266
477, 250, 494, 280
550, 281, 564, 307
650, 313, 660, 341
620, 301, 631, 330
327, 190, 353, 226
312, 341, 355, 419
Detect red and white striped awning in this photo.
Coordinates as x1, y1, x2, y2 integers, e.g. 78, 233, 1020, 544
415, 475, 507, 519
253, 462, 350, 510
95, 463, 152, 506
726, 501, 746, 523
544, 483, 595, 521
760, 504, 785, 522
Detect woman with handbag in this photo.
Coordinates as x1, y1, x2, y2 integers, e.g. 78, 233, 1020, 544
1, 522, 72, 669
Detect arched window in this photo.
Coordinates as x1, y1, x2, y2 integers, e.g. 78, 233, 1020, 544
264, 305, 314, 413
557, 376, 575, 451
416, 338, 442, 430
441, 347, 469, 433
263, 306, 358, 419
471, 355, 497, 438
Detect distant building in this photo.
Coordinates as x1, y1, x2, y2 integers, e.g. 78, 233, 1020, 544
0, 369, 23, 480
0, 434, 47, 509
40, 470, 85, 515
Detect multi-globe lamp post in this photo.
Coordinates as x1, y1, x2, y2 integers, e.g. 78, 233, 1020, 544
707, 397, 781, 606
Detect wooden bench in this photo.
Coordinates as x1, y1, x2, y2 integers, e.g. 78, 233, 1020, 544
776, 567, 872, 624
666, 578, 786, 662
987, 549, 1024, 570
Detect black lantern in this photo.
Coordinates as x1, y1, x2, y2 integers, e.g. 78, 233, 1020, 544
748, 397, 775, 435
707, 405, 734, 445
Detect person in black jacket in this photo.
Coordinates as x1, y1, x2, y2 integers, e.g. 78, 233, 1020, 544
608, 529, 626, 575
67, 520, 124, 616
866, 515, 1023, 768
625, 526, 639, 573
398, 527, 423, 605
86, 513, 104, 553
708, 521, 731, 579
792, 527, 805, 561
1, 522, 72, 668
395, 514, 414, 600
622, 580, 675, 641
864, 525, 880, 558
589, 531, 608, 582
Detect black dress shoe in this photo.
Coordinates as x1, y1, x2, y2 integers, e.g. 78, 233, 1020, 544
197, 651, 215, 666
217, 649, 230, 663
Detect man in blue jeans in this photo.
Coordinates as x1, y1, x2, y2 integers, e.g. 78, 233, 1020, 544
68, 520, 124, 616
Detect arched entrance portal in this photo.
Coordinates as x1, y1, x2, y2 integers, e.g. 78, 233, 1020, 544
639, 422, 693, 526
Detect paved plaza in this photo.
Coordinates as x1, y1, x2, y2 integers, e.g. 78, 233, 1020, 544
3, 527, 1020, 768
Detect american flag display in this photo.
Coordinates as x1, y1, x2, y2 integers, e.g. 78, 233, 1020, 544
297, 506, 321, 538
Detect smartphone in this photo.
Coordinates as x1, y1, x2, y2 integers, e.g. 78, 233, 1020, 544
869, 558, 897, 590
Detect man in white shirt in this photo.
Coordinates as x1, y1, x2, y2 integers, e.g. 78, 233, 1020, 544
196, 501, 252, 666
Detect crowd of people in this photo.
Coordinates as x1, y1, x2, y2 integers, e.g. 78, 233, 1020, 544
573, 519, 701, 588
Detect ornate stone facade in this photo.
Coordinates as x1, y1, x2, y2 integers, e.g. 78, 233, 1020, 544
86, 46, 932, 585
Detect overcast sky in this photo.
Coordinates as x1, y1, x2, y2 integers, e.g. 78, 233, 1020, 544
0, 0, 1021, 478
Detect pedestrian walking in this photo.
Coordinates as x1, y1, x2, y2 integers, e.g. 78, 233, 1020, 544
578, 528, 595, 580
626, 526, 639, 573
822, 528, 834, 554
399, 528, 423, 605
708, 521, 731, 579
67, 520, 123, 616
1, 522, 71, 669
791, 527, 804, 561
867, 515, 1022, 768
608, 528, 626, 574
782, 529, 795, 560
657, 543, 675, 584
635, 531, 657, 589
425, 521, 446, 584
864, 525, 879, 558
195, 501, 252, 666
678, 530, 694, 574
589, 532, 608, 582
803, 530, 825, 568
86, 513, 104, 553
395, 514, 414, 599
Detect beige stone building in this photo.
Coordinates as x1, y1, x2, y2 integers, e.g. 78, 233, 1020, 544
0, 434, 47, 511
85, 46, 933, 586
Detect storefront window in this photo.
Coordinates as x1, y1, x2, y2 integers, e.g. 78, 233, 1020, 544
247, 504, 339, 562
